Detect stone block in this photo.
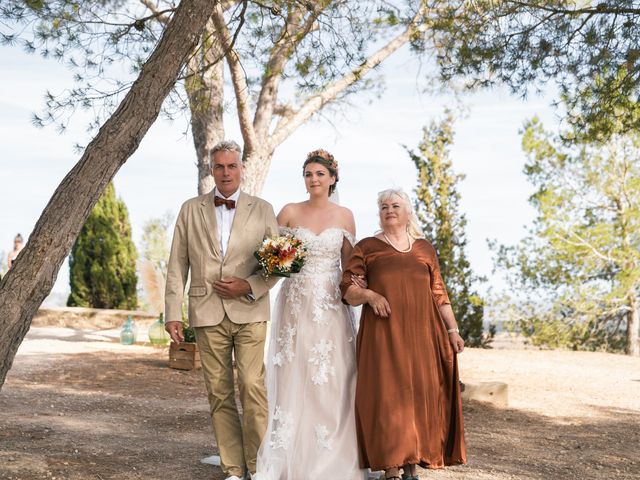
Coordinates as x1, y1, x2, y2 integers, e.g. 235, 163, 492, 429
461, 381, 508, 407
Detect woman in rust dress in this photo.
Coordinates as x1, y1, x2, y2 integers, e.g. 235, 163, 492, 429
341, 188, 466, 480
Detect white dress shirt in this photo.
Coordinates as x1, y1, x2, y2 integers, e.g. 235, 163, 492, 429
214, 187, 240, 258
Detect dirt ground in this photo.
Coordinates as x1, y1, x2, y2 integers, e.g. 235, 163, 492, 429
1, 328, 639, 480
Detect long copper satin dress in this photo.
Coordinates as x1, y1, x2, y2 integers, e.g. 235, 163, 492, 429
340, 237, 466, 471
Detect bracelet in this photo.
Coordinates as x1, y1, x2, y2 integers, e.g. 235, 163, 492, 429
447, 328, 459, 334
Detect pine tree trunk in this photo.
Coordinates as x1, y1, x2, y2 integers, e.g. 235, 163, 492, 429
241, 148, 274, 195
0, 0, 220, 390
628, 292, 639, 357
185, 22, 226, 195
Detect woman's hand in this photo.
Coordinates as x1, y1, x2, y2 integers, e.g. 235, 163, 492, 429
350, 274, 368, 289
366, 290, 391, 318
448, 331, 465, 353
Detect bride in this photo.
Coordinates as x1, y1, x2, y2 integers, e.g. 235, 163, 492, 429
256, 149, 366, 480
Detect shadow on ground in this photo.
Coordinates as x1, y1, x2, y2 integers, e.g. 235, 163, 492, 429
1, 350, 638, 480
430, 401, 639, 480
0, 351, 214, 480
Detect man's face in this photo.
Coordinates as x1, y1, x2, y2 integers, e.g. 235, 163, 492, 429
211, 150, 242, 197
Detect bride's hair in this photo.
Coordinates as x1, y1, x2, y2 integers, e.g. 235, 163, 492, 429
303, 149, 339, 196
377, 188, 424, 240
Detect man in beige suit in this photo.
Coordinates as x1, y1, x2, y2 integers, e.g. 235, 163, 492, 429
165, 140, 278, 480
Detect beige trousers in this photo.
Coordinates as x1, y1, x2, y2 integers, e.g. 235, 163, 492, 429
195, 317, 268, 477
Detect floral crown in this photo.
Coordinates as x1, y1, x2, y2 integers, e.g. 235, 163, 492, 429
306, 149, 338, 171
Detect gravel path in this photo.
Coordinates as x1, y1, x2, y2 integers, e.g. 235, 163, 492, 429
0, 328, 638, 480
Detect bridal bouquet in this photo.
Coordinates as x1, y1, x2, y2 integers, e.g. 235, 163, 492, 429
254, 234, 307, 279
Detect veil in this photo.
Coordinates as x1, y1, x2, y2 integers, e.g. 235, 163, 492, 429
329, 186, 340, 205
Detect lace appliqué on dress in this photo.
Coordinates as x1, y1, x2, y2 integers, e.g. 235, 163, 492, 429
312, 282, 340, 326
258, 226, 364, 479
269, 406, 294, 450
272, 324, 297, 367
308, 339, 336, 385
282, 276, 305, 317
315, 424, 333, 450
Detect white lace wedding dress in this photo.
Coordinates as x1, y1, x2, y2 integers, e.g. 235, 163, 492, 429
256, 227, 366, 480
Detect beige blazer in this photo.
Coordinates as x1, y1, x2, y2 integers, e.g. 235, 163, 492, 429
165, 190, 279, 327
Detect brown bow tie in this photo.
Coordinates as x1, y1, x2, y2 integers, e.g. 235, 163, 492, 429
214, 196, 236, 210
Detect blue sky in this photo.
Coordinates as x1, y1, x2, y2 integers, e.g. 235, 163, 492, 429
0, 42, 560, 303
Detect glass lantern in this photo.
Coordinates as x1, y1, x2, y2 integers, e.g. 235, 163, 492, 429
120, 315, 136, 345
148, 312, 170, 346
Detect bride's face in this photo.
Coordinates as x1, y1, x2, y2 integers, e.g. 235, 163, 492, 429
304, 162, 335, 196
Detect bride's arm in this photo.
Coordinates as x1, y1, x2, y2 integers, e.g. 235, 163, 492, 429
340, 207, 356, 268
341, 211, 366, 289
341, 238, 354, 269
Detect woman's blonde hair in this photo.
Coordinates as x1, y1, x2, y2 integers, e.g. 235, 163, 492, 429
377, 188, 424, 239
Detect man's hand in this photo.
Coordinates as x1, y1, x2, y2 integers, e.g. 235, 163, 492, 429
165, 321, 184, 343
213, 276, 252, 299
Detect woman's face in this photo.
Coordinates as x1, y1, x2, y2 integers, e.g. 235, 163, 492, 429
379, 194, 409, 231
304, 161, 335, 196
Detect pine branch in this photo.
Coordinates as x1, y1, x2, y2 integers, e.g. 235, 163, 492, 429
270, 4, 430, 148
210, 0, 257, 153
138, 0, 172, 24
253, 3, 324, 137
504, 1, 640, 16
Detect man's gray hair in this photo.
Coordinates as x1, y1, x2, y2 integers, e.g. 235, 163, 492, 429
210, 140, 242, 159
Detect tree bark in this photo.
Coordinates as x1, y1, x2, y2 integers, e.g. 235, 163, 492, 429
185, 20, 226, 195
0, 0, 220, 390
241, 147, 276, 195
627, 292, 639, 356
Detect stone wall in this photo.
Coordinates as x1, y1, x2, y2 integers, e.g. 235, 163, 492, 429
33, 307, 158, 330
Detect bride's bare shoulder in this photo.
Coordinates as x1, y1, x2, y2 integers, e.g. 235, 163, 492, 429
329, 204, 351, 219
334, 204, 354, 217
333, 205, 355, 235
277, 202, 306, 226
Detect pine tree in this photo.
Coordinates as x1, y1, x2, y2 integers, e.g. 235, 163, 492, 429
431, 1, 640, 140
2, 0, 435, 195
0, 0, 215, 389
493, 117, 640, 355
67, 182, 138, 309
408, 111, 493, 347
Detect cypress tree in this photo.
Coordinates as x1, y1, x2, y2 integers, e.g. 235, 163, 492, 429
67, 182, 138, 309
408, 110, 493, 347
